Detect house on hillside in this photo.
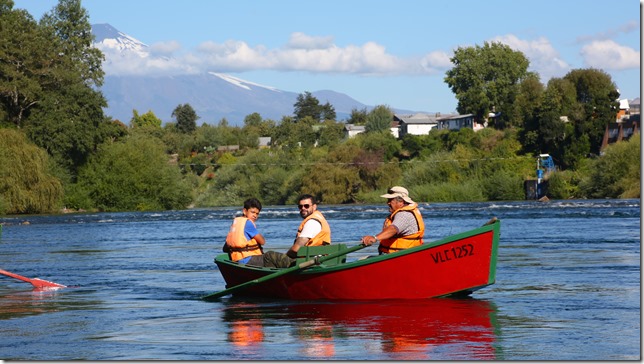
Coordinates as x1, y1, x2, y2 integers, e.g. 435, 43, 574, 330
344, 122, 400, 138
344, 124, 365, 138
394, 113, 439, 137
436, 113, 485, 131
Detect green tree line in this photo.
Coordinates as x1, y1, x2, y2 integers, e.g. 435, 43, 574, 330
0, 0, 639, 214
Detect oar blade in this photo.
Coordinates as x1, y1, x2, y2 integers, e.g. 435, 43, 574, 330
30, 278, 67, 289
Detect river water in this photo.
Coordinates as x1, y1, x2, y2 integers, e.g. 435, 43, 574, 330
0, 199, 640, 360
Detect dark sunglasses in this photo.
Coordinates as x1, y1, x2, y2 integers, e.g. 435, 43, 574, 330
297, 204, 311, 209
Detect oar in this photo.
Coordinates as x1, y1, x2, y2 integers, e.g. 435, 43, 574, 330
0, 269, 67, 289
202, 243, 367, 301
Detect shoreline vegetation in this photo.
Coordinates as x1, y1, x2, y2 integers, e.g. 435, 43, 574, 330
0, 0, 640, 216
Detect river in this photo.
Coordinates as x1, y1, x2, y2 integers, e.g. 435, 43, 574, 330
0, 199, 640, 360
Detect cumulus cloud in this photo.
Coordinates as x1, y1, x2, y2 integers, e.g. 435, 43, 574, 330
491, 34, 570, 80
580, 40, 640, 70
100, 32, 454, 76
419, 51, 453, 74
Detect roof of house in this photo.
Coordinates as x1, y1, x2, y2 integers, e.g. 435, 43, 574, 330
436, 113, 474, 121
394, 113, 439, 124
344, 124, 366, 131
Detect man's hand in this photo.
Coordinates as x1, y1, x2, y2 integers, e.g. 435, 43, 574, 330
361, 235, 379, 246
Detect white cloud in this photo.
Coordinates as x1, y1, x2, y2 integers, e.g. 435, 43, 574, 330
419, 51, 452, 74
580, 40, 640, 70
100, 32, 453, 77
492, 34, 570, 80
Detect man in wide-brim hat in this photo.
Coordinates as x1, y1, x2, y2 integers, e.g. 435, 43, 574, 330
361, 186, 425, 254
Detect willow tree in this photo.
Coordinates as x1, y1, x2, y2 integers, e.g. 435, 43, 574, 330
0, 128, 63, 214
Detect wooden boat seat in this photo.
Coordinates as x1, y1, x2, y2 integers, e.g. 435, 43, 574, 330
295, 244, 348, 266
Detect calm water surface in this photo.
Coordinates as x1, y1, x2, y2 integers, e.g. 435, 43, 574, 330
0, 199, 640, 360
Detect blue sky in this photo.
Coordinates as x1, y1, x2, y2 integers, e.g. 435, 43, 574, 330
13, 0, 641, 113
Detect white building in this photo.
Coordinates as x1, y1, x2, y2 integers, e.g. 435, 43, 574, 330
394, 113, 439, 137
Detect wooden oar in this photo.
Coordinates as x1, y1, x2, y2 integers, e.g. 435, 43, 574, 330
0, 269, 67, 289
202, 243, 367, 301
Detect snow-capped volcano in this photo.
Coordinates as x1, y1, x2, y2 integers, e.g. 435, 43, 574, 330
90, 24, 414, 124
91, 23, 149, 57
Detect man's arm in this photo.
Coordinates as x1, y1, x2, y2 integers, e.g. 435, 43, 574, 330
285, 236, 309, 258
286, 220, 322, 258
361, 224, 399, 246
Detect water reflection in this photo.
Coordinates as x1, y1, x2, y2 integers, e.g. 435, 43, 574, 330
222, 298, 499, 360
225, 302, 265, 355
0, 289, 64, 319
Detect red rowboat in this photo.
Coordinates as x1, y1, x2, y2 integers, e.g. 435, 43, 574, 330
212, 218, 500, 300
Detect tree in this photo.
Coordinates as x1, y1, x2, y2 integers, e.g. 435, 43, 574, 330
75, 134, 192, 211
39, 0, 104, 87
580, 132, 640, 199
273, 115, 317, 149
348, 107, 368, 125
512, 73, 544, 134
317, 120, 345, 147
0, 128, 63, 214
0, 4, 48, 127
365, 105, 393, 133
131, 109, 162, 128
320, 102, 336, 121
293, 91, 336, 122
243, 112, 275, 138
444, 41, 530, 128
5, 0, 111, 178
294, 91, 321, 121
172, 103, 198, 133
563, 68, 620, 155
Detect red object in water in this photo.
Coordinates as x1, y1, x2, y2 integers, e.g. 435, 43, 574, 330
214, 218, 500, 300
0, 269, 67, 289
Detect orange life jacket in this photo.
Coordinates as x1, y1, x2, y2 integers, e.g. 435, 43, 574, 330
378, 204, 424, 254
225, 217, 262, 261
296, 210, 331, 246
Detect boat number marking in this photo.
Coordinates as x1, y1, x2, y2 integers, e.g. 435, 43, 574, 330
430, 243, 474, 263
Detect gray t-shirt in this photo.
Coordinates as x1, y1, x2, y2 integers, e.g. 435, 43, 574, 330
390, 210, 419, 237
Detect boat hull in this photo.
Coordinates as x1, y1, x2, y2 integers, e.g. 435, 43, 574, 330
214, 219, 500, 300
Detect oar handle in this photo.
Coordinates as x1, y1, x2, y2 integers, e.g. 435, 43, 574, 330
0, 269, 31, 283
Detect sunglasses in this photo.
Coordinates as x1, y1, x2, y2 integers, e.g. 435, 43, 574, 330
297, 204, 311, 209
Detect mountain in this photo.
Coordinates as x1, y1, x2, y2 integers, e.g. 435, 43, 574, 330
91, 24, 420, 125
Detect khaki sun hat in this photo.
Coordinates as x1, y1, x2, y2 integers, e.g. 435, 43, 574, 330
380, 186, 414, 204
